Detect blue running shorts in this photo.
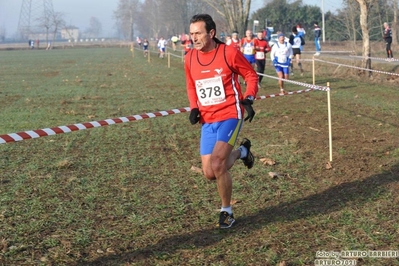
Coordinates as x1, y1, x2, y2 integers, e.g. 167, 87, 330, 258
275, 65, 290, 75
243, 54, 256, 64
200, 118, 243, 155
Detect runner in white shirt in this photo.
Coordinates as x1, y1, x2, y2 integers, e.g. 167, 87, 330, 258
157, 37, 167, 58
270, 32, 293, 94
289, 26, 305, 75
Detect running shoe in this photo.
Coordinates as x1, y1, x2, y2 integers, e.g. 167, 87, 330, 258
240, 138, 254, 169
217, 211, 235, 229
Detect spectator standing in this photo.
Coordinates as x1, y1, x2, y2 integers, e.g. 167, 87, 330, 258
383, 22, 393, 59
314, 22, 321, 56
254, 30, 271, 87
289, 26, 305, 75
185, 14, 258, 229
270, 33, 293, 93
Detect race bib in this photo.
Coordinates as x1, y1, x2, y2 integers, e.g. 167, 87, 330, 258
277, 48, 288, 63
256, 51, 265, 59
244, 46, 253, 55
195, 76, 226, 106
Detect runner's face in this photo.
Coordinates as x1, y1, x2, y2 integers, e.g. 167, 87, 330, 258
246, 30, 252, 38
190, 21, 214, 51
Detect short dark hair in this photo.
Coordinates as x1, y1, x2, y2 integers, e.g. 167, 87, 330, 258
190, 14, 216, 35
292, 26, 298, 33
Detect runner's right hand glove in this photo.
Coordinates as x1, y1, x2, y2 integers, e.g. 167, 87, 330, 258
189, 108, 200, 125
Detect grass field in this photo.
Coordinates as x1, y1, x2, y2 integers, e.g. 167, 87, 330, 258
1, 44, 399, 266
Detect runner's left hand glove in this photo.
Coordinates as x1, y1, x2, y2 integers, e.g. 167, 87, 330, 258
241, 98, 255, 122
189, 108, 200, 125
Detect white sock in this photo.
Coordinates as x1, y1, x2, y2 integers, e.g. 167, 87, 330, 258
221, 206, 232, 215
238, 146, 248, 159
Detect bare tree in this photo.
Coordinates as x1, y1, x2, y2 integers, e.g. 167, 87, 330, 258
0, 26, 6, 42
202, 0, 252, 35
37, 12, 52, 45
135, 0, 212, 40
50, 12, 65, 45
356, 0, 372, 76
114, 0, 140, 41
37, 10, 64, 48
86, 17, 102, 38
346, 1, 360, 47
135, 0, 162, 39
392, 0, 398, 45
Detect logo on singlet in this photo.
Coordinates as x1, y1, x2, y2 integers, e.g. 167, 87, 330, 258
214, 68, 223, 75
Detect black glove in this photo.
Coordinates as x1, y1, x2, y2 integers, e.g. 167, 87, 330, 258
189, 108, 200, 125
241, 98, 255, 122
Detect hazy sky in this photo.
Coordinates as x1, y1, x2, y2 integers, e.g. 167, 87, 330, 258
0, 0, 341, 38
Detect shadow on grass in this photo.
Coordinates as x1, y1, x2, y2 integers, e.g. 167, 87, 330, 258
79, 164, 399, 265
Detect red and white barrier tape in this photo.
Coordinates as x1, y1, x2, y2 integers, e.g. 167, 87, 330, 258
257, 87, 315, 99
1, 81, 328, 145
258, 73, 330, 91
349, 55, 399, 62
314, 58, 399, 77
0, 108, 190, 144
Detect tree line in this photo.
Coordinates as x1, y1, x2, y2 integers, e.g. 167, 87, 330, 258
114, 0, 398, 46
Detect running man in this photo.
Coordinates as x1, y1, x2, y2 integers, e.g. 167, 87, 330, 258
181, 34, 193, 55
226, 31, 241, 51
240, 30, 256, 68
185, 14, 258, 229
254, 30, 271, 87
296, 23, 306, 51
270, 32, 293, 93
143, 38, 149, 57
289, 26, 305, 75
157, 37, 167, 58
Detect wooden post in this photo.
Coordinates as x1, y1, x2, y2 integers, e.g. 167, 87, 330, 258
327, 82, 332, 162
168, 52, 171, 68
148, 48, 150, 63
312, 56, 315, 85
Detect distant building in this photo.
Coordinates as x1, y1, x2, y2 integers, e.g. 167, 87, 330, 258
61, 26, 80, 41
